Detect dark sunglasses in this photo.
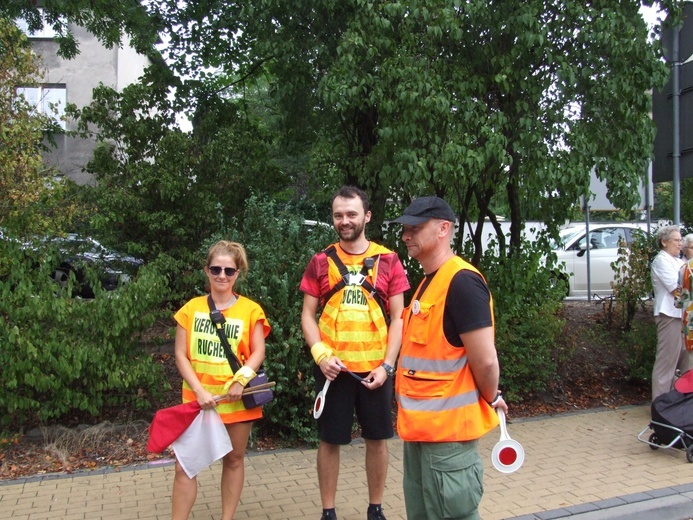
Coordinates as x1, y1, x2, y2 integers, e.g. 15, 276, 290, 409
208, 266, 239, 277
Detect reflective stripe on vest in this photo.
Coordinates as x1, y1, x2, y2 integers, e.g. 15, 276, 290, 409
398, 388, 480, 412
399, 354, 468, 373
396, 256, 499, 442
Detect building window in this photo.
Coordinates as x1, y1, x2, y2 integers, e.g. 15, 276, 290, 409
16, 8, 64, 39
16, 86, 67, 130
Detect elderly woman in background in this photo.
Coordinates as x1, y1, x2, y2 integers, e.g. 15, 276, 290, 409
682, 234, 693, 261
651, 225, 685, 400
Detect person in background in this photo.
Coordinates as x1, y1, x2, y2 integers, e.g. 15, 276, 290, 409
172, 240, 270, 520
651, 225, 685, 400
393, 196, 507, 520
682, 234, 693, 261
300, 186, 410, 520
676, 234, 693, 371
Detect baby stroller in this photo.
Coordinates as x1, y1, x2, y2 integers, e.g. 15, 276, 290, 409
637, 369, 693, 462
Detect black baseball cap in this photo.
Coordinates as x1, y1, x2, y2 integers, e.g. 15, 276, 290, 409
393, 196, 456, 225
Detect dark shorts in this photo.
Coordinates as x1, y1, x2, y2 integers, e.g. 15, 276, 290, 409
314, 365, 394, 445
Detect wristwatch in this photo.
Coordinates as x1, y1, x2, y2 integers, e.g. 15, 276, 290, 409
488, 391, 503, 406
381, 363, 395, 378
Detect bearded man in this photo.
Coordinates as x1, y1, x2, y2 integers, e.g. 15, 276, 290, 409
300, 186, 409, 520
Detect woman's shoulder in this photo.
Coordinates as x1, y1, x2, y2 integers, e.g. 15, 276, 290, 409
236, 294, 264, 310
652, 250, 669, 263
179, 294, 208, 310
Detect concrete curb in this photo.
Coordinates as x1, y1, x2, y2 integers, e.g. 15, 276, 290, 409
509, 485, 693, 519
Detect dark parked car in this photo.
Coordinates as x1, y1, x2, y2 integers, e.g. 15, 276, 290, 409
50, 234, 143, 297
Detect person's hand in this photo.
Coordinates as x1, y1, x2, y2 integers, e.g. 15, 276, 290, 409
320, 356, 343, 381
491, 395, 508, 415
226, 381, 244, 401
362, 366, 386, 389
195, 388, 217, 410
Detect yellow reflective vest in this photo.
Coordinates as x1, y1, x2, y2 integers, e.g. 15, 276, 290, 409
318, 243, 392, 372
174, 295, 270, 423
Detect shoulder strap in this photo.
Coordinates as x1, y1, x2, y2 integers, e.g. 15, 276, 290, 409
207, 294, 242, 372
323, 245, 391, 326
323, 245, 349, 299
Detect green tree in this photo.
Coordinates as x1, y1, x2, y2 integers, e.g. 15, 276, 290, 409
681, 178, 693, 226
1, 1, 160, 59
66, 73, 289, 302
149, 0, 673, 262
69, 80, 286, 255
0, 17, 77, 237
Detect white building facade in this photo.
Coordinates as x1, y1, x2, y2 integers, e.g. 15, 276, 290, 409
19, 15, 151, 185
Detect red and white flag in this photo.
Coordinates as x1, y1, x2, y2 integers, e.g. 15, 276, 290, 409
172, 408, 233, 478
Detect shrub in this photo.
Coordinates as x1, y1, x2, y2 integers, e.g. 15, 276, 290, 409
609, 228, 658, 382
618, 316, 657, 384
0, 238, 170, 429
610, 228, 658, 331
476, 239, 567, 402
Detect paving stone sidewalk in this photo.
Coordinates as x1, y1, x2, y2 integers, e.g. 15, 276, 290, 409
2, 405, 693, 520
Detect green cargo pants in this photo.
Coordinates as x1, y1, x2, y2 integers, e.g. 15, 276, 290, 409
403, 440, 483, 520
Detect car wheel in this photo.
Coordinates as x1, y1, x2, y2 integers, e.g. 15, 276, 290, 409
549, 272, 570, 298
53, 268, 70, 288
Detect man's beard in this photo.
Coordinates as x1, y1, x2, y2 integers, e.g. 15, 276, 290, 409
338, 221, 365, 242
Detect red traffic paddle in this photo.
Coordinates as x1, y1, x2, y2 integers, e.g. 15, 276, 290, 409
313, 379, 331, 419
491, 409, 525, 473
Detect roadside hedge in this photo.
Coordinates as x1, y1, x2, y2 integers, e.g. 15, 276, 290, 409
0, 238, 168, 429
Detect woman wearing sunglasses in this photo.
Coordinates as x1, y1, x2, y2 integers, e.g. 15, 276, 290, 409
171, 240, 271, 520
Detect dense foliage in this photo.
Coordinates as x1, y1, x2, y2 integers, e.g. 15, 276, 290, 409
610, 229, 660, 330
148, 0, 671, 260
0, 238, 169, 429
476, 239, 567, 401
609, 228, 665, 382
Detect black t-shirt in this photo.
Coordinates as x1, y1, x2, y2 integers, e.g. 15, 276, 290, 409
418, 268, 492, 347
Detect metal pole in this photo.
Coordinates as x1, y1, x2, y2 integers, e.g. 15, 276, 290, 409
646, 162, 652, 235
585, 204, 591, 302
673, 26, 681, 225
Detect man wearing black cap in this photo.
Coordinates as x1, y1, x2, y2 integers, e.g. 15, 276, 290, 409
393, 196, 508, 520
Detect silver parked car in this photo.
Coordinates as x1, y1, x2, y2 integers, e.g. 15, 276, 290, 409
551, 223, 651, 298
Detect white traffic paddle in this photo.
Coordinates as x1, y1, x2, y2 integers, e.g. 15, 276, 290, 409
491, 409, 525, 473
313, 379, 331, 419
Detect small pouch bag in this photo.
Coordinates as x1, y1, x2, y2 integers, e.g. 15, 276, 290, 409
208, 295, 274, 409
241, 368, 274, 409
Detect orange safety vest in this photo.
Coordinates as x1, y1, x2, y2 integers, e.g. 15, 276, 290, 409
680, 260, 693, 352
318, 243, 392, 372
396, 256, 499, 442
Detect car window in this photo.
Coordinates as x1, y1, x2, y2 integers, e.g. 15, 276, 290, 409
551, 228, 583, 250
569, 227, 628, 251
600, 228, 627, 249
572, 233, 592, 250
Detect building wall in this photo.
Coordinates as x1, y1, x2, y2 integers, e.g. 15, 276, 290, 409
30, 25, 150, 185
